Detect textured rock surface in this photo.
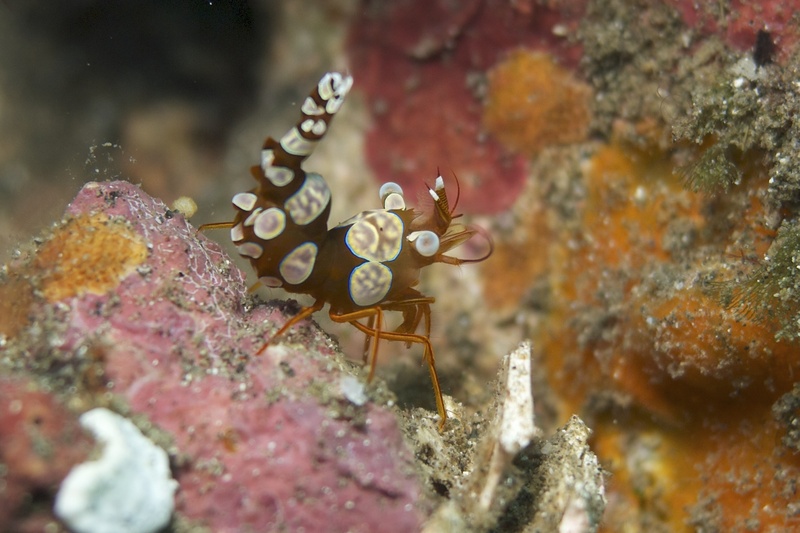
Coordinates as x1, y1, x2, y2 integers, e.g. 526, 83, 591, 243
1, 180, 426, 532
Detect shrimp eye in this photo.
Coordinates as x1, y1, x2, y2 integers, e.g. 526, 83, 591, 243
379, 182, 403, 201
408, 230, 440, 257
379, 182, 405, 210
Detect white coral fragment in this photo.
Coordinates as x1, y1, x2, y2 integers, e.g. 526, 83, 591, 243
498, 340, 536, 454
478, 341, 538, 510
54, 408, 178, 533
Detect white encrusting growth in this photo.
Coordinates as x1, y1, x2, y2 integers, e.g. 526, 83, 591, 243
340, 375, 368, 406
54, 408, 177, 533
170, 196, 198, 218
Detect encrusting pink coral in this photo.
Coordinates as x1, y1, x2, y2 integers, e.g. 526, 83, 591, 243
0, 377, 93, 531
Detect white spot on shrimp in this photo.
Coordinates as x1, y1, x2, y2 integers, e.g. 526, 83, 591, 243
279, 242, 318, 285
254, 208, 286, 240
259, 276, 283, 288
243, 207, 263, 227
265, 165, 295, 187
301, 96, 325, 116
280, 127, 316, 157
230, 223, 244, 243
284, 173, 331, 226
237, 242, 263, 259
345, 211, 403, 263
232, 192, 257, 212
349, 262, 392, 307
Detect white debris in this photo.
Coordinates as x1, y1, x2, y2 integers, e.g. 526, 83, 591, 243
54, 408, 178, 533
340, 374, 368, 406
729, 55, 761, 83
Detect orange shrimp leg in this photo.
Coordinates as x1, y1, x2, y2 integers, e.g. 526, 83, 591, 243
197, 221, 235, 232
256, 298, 325, 355
329, 304, 446, 430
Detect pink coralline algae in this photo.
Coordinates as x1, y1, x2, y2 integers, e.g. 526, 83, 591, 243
347, 0, 586, 214
2, 181, 426, 532
0, 377, 92, 532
